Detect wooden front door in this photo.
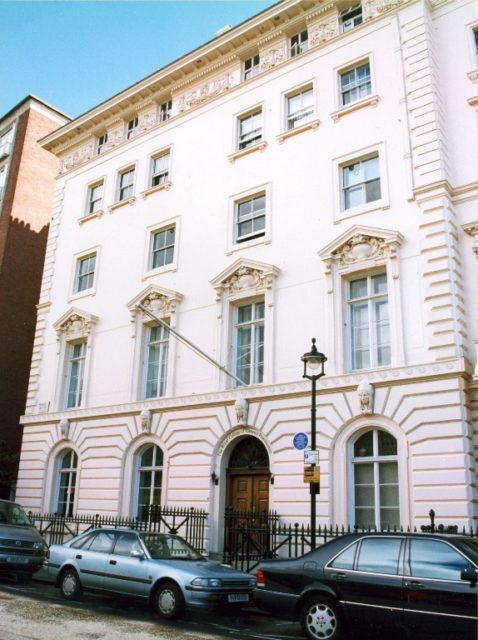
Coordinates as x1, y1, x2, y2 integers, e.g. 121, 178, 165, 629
228, 472, 269, 512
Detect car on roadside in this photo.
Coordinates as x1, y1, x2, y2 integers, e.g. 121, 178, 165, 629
254, 531, 478, 640
39, 527, 256, 618
0, 499, 49, 581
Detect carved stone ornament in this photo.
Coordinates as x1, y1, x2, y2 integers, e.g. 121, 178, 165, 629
59, 142, 95, 174
54, 309, 98, 340
357, 381, 375, 415
141, 292, 177, 317
140, 409, 152, 433
211, 259, 280, 300
223, 267, 271, 295
333, 234, 388, 266
178, 74, 232, 112
260, 47, 285, 72
59, 418, 70, 440
234, 396, 249, 426
363, 0, 407, 20
138, 109, 157, 132
128, 285, 183, 324
309, 20, 339, 46
463, 223, 478, 258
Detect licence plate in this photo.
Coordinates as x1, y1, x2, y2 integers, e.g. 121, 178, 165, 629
228, 593, 249, 603
6, 556, 29, 563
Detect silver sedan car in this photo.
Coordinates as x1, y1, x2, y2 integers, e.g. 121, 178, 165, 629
39, 528, 256, 618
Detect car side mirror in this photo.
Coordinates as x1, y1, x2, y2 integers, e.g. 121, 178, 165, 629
130, 549, 145, 560
460, 565, 477, 586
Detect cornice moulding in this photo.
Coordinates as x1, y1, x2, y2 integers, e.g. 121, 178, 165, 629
171, 54, 239, 92
20, 357, 469, 426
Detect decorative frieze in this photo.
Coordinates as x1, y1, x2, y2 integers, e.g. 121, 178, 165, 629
178, 73, 233, 113
363, 0, 408, 20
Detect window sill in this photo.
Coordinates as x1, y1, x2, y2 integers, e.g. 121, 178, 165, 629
276, 118, 320, 144
68, 289, 95, 304
141, 181, 172, 199
108, 196, 136, 213
142, 264, 177, 281
78, 209, 104, 225
334, 200, 389, 224
228, 141, 267, 164
226, 235, 270, 255
468, 69, 478, 83
330, 95, 380, 122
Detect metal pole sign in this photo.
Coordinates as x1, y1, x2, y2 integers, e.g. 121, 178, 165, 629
303, 466, 321, 483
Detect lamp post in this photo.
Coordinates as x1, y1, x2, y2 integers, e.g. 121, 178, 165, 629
301, 338, 327, 549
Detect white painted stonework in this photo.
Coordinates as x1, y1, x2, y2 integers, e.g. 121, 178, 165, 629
17, 0, 478, 551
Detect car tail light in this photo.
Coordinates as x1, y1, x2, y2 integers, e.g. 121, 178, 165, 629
256, 569, 265, 588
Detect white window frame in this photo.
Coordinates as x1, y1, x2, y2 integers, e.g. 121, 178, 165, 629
333, 143, 389, 222
233, 299, 265, 386
237, 108, 263, 150
150, 149, 171, 187
290, 29, 308, 57
339, 60, 372, 107
159, 99, 172, 123
285, 84, 315, 130
143, 216, 179, 278
142, 322, 170, 399
116, 165, 135, 203
84, 179, 104, 218
96, 133, 108, 155
340, 4, 363, 32
133, 444, 164, 519
70, 246, 100, 300
53, 448, 78, 516
346, 271, 390, 371
74, 253, 97, 295
342, 154, 381, 212
149, 224, 176, 272
0, 126, 14, 159
126, 116, 139, 139
228, 183, 271, 253
244, 54, 260, 80
64, 340, 87, 409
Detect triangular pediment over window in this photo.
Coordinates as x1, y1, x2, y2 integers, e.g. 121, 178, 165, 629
211, 258, 280, 298
319, 225, 404, 270
127, 284, 183, 319
53, 307, 98, 339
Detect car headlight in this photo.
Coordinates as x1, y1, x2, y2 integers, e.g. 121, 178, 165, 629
249, 578, 257, 587
191, 577, 223, 587
33, 542, 49, 556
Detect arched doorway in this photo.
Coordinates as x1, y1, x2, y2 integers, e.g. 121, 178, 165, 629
226, 436, 270, 512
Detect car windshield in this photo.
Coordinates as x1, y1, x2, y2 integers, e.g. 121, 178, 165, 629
0, 502, 31, 526
457, 538, 478, 565
140, 533, 203, 561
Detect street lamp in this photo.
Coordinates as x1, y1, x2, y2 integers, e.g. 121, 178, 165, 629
301, 338, 327, 549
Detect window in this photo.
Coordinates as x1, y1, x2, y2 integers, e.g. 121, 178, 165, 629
159, 100, 172, 122
97, 133, 108, 155
0, 165, 6, 202
340, 4, 363, 32
238, 110, 262, 150
352, 429, 399, 529
114, 532, 142, 556
150, 151, 170, 187
235, 301, 264, 385
340, 62, 371, 106
356, 537, 401, 574
348, 273, 390, 370
235, 193, 266, 243
286, 87, 314, 130
126, 116, 138, 139
74, 253, 96, 293
474, 28, 478, 56
85, 181, 103, 216
136, 444, 163, 519
65, 341, 86, 408
290, 30, 308, 57
118, 167, 135, 201
342, 154, 380, 210
0, 127, 14, 158
55, 449, 77, 516
410, 540, 469, 581
150, 226, 175, 270
244, 54, 260, 80
144, 324, 169, 398
88, 532, 115, 553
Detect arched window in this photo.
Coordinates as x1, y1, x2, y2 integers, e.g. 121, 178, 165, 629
351, 429, 399, 529
135, 444, 163, 519
56, 449, 78, 516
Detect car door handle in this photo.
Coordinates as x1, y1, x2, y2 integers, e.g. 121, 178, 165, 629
404, 580, 423, 589
109, 559, 117, 565
75, 554, 82, 559
332, 573, 347, 581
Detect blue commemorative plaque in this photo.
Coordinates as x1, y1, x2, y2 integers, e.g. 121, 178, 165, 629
293, 432, 309, 450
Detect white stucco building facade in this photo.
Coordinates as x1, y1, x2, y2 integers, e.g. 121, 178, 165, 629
17, 0, 478, 552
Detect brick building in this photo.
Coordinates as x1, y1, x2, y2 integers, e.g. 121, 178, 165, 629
0, 96, 69, 497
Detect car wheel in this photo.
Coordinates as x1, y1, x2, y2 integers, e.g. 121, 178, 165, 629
153, 581, 185, 619
300, 595, 342, 640
60, 567, 82, 600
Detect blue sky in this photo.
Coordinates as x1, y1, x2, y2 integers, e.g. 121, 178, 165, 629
0, 1, 276, 119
